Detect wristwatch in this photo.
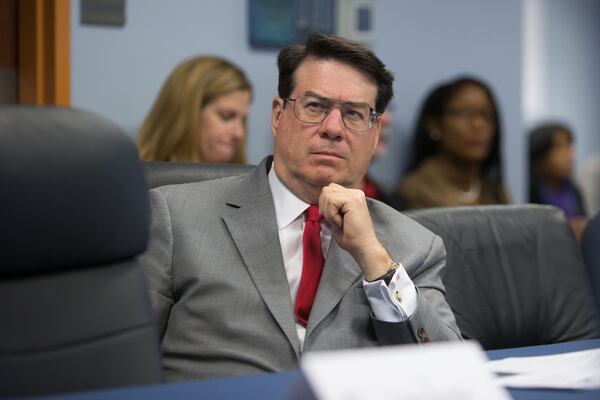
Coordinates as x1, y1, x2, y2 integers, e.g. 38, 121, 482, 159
371, 260, 400, 285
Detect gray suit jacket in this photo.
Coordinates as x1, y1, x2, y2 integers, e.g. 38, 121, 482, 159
140, 157, 461, 382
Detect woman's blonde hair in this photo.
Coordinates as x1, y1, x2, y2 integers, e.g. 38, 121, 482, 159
137, 56, 252, 163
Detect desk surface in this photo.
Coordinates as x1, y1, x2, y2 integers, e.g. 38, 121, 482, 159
34, 339, 600, 400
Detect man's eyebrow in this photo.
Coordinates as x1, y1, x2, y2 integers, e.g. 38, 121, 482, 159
303, 91, 372, 108
304, 90, 328, 101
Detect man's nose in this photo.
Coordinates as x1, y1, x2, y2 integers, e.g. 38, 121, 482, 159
319, 107, 345, 141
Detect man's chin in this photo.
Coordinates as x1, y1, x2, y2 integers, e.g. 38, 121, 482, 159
306, 169, 354, 188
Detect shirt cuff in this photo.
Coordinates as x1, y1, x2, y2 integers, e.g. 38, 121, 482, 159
363, 264, 418, 322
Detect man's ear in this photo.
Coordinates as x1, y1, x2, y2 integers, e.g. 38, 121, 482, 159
271, 97, 284, 137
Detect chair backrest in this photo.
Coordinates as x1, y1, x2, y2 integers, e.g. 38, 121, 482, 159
143, 162, 255, 189
581, 211, 600, 313
406, 204, 600, 350
0, 106, 162, 397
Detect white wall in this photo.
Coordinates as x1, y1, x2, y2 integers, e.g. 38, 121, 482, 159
372, 0, 522, 200
523, 0, 600, 172
72, 0, 525, 201
71, 0, 277, 165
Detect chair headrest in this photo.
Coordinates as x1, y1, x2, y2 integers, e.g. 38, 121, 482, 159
0, 106, 149, 277
143, 161, 255, 189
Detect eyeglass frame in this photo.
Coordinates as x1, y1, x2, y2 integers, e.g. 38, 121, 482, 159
283, 95, 381, 132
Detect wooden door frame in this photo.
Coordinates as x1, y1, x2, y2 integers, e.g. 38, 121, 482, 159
19, 0, 70, 105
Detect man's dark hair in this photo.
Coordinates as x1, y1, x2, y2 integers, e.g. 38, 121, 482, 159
277, 33, 394, 113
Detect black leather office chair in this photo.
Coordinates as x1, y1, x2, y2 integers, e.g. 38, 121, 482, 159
406, 205, 600, 349
0, 106, 162, 397
581, 211, 600, 314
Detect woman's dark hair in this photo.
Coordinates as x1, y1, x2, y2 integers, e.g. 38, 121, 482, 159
406, 76, 503, 185
528, 122, 574, 202
277, 33, 394, 113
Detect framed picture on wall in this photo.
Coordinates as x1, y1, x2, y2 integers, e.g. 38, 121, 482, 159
80, 0, 126, 27
248, 0, 335, 50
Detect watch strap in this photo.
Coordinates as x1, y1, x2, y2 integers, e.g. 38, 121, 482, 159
370, 260, 400, 285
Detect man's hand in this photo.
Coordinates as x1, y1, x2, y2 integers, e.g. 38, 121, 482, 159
318, 183, 393, 281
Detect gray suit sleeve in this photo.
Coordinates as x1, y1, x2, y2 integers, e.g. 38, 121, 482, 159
372, 235, 462, 345
138, 189, 175, 340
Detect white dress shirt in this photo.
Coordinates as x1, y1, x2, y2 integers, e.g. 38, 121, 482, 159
268, 166, 417, 346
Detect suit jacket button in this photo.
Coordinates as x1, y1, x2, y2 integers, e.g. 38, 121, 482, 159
421, 336, 430, 343
417, 327, 426, 338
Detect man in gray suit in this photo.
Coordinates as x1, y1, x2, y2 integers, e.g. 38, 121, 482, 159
141, 33, 461, 382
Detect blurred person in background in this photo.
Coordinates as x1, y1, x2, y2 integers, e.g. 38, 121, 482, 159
529, 122, 587, 239
362, 110, 405, 209
137, 56, 252, 163
396, 76, 509, 208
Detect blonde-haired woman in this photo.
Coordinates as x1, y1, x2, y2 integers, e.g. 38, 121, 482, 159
137, 56, 252, 163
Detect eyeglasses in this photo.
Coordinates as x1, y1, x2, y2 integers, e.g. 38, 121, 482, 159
284, 95, 380, 132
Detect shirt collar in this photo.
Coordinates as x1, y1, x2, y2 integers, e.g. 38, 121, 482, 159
268, 163, 310, 230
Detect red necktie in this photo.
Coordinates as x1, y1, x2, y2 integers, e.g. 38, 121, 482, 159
295, 205, 325, 327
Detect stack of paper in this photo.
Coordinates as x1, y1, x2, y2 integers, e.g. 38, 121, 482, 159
488, 348, 600, 390
301, 341, 510, 400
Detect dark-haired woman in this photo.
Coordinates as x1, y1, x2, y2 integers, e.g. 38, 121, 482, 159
529, 123, 587, 239
396, 76, 510, 208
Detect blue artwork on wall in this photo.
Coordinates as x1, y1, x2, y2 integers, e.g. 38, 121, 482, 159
249, 0, 335, 50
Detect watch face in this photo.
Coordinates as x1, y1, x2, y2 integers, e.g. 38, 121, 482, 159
383, 269, 395, 285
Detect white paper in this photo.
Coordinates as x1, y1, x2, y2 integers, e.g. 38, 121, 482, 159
487, 348, 600, 389
301, 341, 510, 400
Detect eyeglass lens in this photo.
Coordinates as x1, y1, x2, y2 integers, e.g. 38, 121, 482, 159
292, 95, 375, 131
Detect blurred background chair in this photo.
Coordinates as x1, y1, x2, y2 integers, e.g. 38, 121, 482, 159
406, 204, 600, 350
581, 211, 600, 314
144, 162, 254, 189
0, 106, 162, 397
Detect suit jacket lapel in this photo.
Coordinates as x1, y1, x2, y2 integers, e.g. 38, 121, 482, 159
221, 157, 301, 356
306, 240, 362, 334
